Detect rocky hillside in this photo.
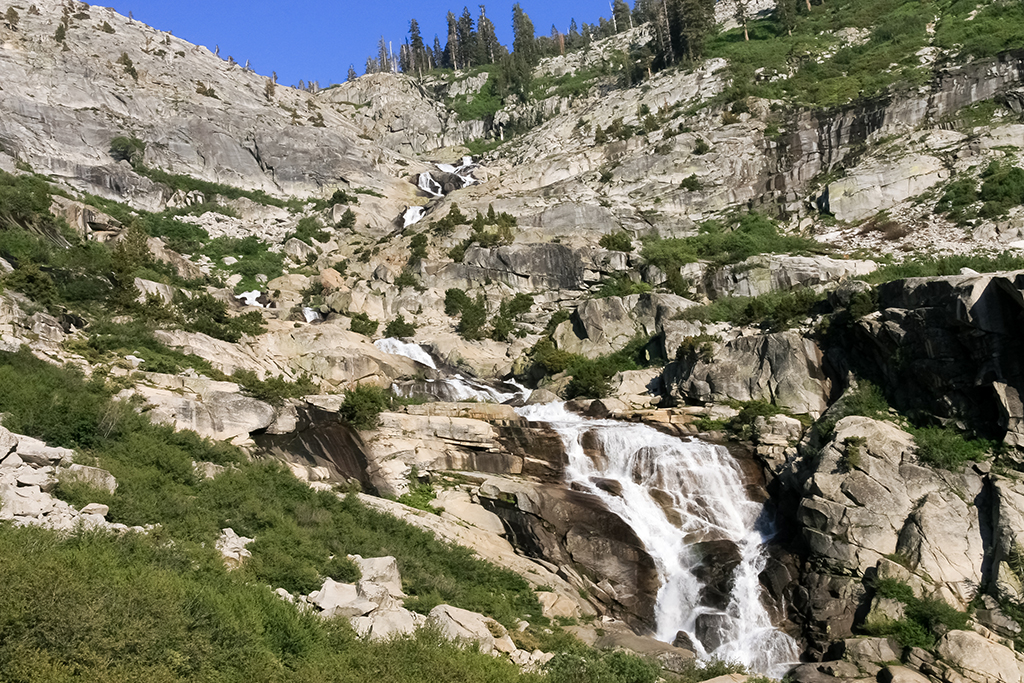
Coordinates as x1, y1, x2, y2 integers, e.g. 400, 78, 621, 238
2, 0, 1024, 681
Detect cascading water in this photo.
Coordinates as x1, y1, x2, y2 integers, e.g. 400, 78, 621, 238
517, 402, 798, 675
374, 338, 531, 404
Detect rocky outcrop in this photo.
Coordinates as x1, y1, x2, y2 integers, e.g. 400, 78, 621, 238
708, 255, 877, 299
824, 154, 948, 223
448, 244, 587, 292
477, 475, 659, 630
665, 330, 832, 415
838, 270, 1024, 444
0, 426, 131, 533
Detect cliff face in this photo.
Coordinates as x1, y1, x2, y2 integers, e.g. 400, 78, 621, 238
4, 1, 1024, 680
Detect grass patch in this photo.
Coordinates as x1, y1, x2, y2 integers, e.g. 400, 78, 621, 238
865, 578, 971, 650
861, 252, 1024, 284
909, 424, 992, 471
0, 349, 544, 631
680, 287, 824, 331
0, 525, 544, 682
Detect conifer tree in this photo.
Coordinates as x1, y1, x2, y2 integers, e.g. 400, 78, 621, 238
775, 0, 797, 35
457, 7, 478, 68
444, 11, 459, 69
477, 5, 500, 65
347, 64, 358, 81
511, 3, 536, 65
612, 0, 632, 33
409, 18, 426, 75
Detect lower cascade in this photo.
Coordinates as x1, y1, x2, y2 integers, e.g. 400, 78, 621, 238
518, 402, 799, 675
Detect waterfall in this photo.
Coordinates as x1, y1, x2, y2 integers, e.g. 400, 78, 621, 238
374, 338, 531, 404
517, 402, 799, 675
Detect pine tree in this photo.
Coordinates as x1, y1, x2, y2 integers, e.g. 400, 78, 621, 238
457, 7, 478, 68
364, 57, 377, 75
775, 0, 797, 35
477, 5, 500, 65
409, 18, 426, 75
347, 64, 358, 81
734, 0, 751, 41
511, 3, 536, 65
567, 19, 581, 49
673, 0, 715, 62
377, 36, 389, 73
612, 0, 632, 33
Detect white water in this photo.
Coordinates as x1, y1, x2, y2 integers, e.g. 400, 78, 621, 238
374, 338, 438, 369
374, 338, 531, 404
417, 171, 443, 197
401, 206, 426, 228
516, 402, 799, 675
236, 290, 264, 307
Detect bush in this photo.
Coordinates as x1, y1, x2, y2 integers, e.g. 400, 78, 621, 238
231, 369, 317, 405
288, 216, 329, 244
680, 174, 702, 192
598, 232, 633, 252
349, 312, 379, 336
681, 287, 823, 330
457, 295, 487, 340
596, 276, 652, 298
384, 314, 417, 339
409, 233, 428, 261
109, 136, 145, 166
866, 578, 971, 649
339, 384, 389, 430
643, 212, 821, 273
394, 269, 420, 290
910, 424, 991, 471
816, 380, 891, 438
336, 208, 356, 230
444, 288, 471, 317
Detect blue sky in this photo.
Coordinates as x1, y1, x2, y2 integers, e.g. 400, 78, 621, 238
104, 1, 619, 87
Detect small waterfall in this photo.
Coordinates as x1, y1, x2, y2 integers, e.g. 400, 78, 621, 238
517, 402, 798, 675
374, 338, 531, 404
374, 338, 438, 369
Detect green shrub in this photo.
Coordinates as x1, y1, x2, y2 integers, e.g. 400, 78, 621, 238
409, 233, 428, 261
679, 174, 702, 192
978, 161, 1024, 218
643, 212, 821, 274
116, 52, 137, 80
598, 232, 633, 252
866, 578, 971, 649
817, 380, 891, 438
288, 216, 329, 244
394, 269, 421, 290
336, 208, 356, 230
531, 338, 578, 375
384, 314, 417, 339
444, 288, 471, 317
231, 369, 317, 405
596, 276, 652, 298
339, 384, 389, 430
349, 312, 379, 336
681, 287, 823, 330
564, 337, 653, 399
842, 436, 866, 471
109, 136, 145, 166
910, 424, 991, 471
863, 253, 1024, 284
457, 295, 487, 340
